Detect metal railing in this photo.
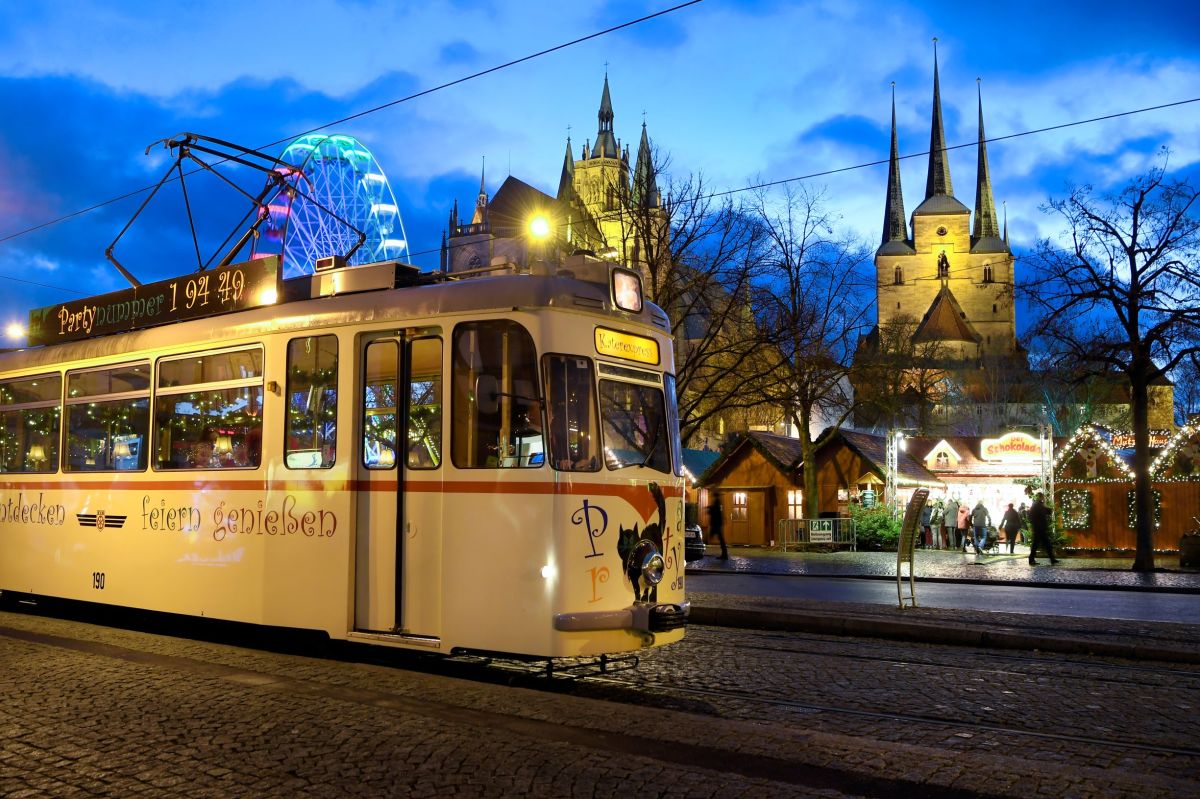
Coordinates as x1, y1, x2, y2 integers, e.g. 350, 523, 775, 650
778, 517, 857, 552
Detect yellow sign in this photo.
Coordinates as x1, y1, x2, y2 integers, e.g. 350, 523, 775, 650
980, 432, 1042, 462
595, 327, 659, 365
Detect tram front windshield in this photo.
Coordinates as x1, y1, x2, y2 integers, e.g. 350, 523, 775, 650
599, 379, 671, 474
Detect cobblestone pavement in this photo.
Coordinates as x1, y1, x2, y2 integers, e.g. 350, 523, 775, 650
2, 606, 1198, 798
689, 547, 1200, 591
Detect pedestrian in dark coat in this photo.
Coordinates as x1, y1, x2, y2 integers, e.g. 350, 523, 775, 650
919, 502, 933, 548
1028, 492, 1058, 565
969, 501, 991, 555
943, 498, 960, 551
1000, 503, 1022, 554
708, 494, 729, 560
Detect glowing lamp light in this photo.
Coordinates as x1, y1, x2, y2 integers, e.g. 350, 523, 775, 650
214, 435, 233, 455
28, 445, 46, 463
258, 287, 279, 305
540, 563, 557, 581
112, 442, 132, 459
611, 267, 643, 313
376, 447, 396, 467
528, 215, 551, 239
5, 322, 25, 340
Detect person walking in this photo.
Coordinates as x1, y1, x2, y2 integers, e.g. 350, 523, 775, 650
1028, 492, 1057, 565
1000, 502, 1023, 554
970, 500, 991, 555
942, 497, 959, 551
707, 493, 729, 560
956, 503, 971, 552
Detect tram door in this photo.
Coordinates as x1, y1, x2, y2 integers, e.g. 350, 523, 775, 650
355, 333, 443, 637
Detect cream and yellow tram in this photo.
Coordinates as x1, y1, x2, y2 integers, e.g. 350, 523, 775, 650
0, 255, 688, 658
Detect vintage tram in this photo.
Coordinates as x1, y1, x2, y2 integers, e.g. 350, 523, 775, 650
0, 254, 688, 658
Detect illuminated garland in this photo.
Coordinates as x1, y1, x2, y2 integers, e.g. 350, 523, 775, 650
1052, 423, 1134, 484
1058, 489, 1092, 530
1127, 489, 1161, 529
1150, 422, 1200, 481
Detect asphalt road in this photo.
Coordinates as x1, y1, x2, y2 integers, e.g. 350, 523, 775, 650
688, 572, 1200, 624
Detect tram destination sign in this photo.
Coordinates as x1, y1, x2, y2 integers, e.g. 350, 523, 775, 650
28, 256, 281, 347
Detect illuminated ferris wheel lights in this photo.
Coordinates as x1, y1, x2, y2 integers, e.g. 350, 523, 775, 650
254, 133, 410, 277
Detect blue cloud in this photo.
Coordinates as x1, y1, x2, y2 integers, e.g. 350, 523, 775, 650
439, 41, 481, 66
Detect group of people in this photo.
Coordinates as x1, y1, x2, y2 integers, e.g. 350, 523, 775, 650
920, 493, 1057, 563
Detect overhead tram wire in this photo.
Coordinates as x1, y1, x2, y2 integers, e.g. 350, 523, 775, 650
2, 86, 1200, 289
0, 0, 707, 252
412, 95, 1200, 263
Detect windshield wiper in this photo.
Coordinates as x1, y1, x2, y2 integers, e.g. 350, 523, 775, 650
640, 422, 664, 469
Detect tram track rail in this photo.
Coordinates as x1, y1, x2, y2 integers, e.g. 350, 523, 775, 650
686, 627, 1200, 685
571, 671, 1200, 759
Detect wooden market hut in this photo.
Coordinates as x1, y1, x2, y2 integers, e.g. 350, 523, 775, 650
696, 429, 942, 547
1052, 423, 1187, 551
1150, 422, 1200, 546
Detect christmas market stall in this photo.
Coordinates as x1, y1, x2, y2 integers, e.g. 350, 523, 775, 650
1150, 421, 1200, 548
1052, 424, 1176, 552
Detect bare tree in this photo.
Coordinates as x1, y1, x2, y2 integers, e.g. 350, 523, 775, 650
748, 184, 873, 518
851, 314, 954, 434
613, 148, 776, 446
1022, 161, 1200, 571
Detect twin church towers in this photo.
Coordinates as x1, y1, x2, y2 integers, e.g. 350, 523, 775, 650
870, 45, 1019, 364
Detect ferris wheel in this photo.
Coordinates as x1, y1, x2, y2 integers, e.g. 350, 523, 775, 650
254, 134, 409, 278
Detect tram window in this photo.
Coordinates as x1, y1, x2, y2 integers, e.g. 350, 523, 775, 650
286, 335, 337, 469
407, 338, 442, 469
153, 348, 263, 470
598, 379, 671, 474
363, 340, 398, 469
541, 354, 599, 471
65, 363, 150, 472
664, 373, 683, 477
451, 321, 542, 469
0, 373, 62, 473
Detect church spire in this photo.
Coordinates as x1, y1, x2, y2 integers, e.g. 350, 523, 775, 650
881, 83, 907, 246
924, 39, 954, 200
972, 79, 1000, 240
591, 75, 619, 159
470, 157, 487, 225
631, 122, 660, 208
557, 136, 576, 201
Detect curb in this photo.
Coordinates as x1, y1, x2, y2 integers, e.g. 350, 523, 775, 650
686, 566, 1200, 595
689, 605, 1200, 665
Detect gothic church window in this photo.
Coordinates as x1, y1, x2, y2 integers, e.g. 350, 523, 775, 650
935, 452, 949, 469
893, 265, 903, 285
983, 263, 994, 283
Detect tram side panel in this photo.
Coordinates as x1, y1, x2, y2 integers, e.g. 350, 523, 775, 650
0, 476, 355, 636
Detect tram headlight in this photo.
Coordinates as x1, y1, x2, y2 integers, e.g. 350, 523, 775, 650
628, 539, 665, 589
640, 550, 665, 586
611, 267, 643, 313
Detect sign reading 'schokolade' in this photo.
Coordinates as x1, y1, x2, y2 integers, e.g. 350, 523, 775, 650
28, 256, 281, 347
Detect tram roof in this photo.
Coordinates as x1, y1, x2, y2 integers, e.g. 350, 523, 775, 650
1, 260, 670, 373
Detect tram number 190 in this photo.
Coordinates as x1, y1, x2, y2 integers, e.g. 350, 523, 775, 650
92, 572, 105, 590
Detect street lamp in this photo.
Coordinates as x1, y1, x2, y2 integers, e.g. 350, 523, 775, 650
528, 214, 552, 269
886, 430, 907, 516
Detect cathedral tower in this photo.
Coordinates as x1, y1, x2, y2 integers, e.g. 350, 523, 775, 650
872, 48, 1017, 362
